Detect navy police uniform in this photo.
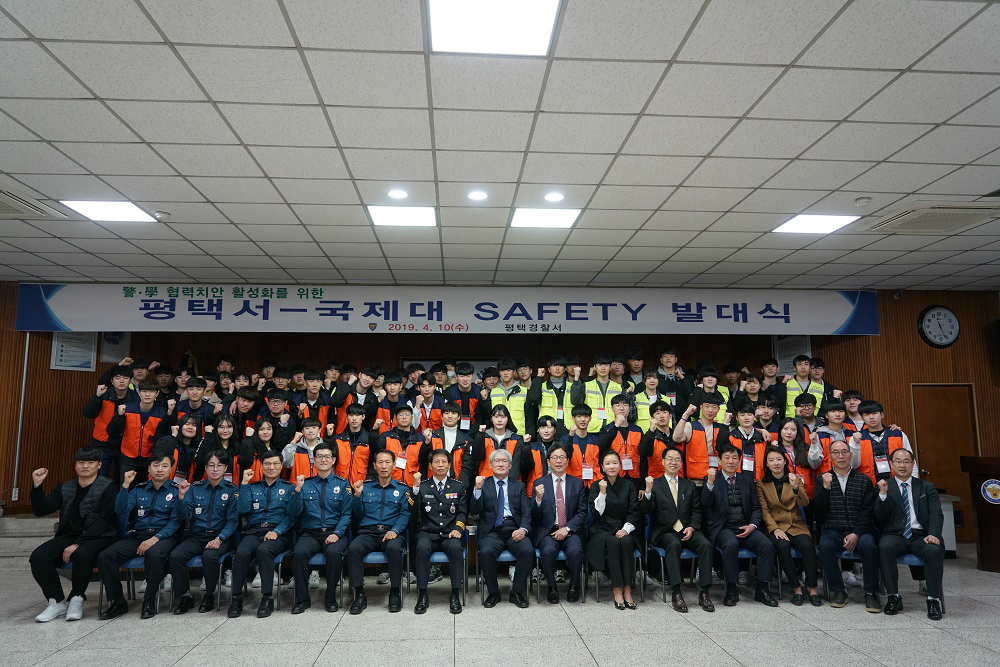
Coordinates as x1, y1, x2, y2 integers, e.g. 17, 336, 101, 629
170, 479, 239, 603
232, 477, 300, 598
347, 479, 411, 589
291, 472, 353, 607
413, 476, 467, 590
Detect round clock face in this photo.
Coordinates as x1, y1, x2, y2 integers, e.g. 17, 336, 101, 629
918, 306, 959, 348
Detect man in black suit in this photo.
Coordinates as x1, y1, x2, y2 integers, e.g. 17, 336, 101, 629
641, 446, 715, 612
470, 448, 533, 608
702, 444, 778, 607
875, 448, 946, 620
531, 444, 587, 603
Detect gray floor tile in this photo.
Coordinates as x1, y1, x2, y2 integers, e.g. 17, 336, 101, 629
66, 611, 226, 648
30, 646, 192, 667
945, 627, 1000, 653
685, 599, 815, 632
458, 636, 597, 667
454, 602, 577, 638
585, 632, 740, 666
330, 604, 453, 641
204, 608, 342, 644
782, 598, 935, 631
965, 595, 1000, 609
828, 628, 1000, 667
562, 598, 702, 635
710, 631, 873, 667
175, 642, 326, 666
316, 639, 452, 666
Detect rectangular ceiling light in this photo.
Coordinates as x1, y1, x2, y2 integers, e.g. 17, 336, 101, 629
773, 214, 860, 234
367, 205, 437, 227
511, 208, 581, 229
60, 200, 156, 222
429, 0, 559, 56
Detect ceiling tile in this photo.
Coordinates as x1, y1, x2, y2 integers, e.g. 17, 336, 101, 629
575, 210, 651, 230
852, 73, 1000, 124
234, 268, 294, 281
131, 239, 198, 255
133, 202, 227, 224
437, 183, 516, 207
249, 146, 349, 179
169, 223, 247, 241
32, 220, 116, 239
520, 153, 612, 185
0, 114, 35, 141
308, 225, 376, 243
436, 151, 522, 182
307, 52, 428, 108
196, 242, 266, 257
2, 0, 159, 40
644, 211, 722, 231
344, 149, 434, 181
258, 241, 324, 256
589, 185, 673, 210
803, 122, 933, 161
356, 180, 437, 206
667, 247, 732, 262
5, 236, 81, 253
604, 156, 700, 187
323, 243, 384, 258
732, 189, 827, 214
715, 120, 835, 159
103, 175, 205, 202
430, 56, 547, 111
845, 163, 958, 193
679, 0, 842, 65
0, 41, 87, 97
541, 60, 665, 113
294, 205, 370, 226
108, 102, 237, 144
917, 4, 1000, 73
708, 212, 790, 232
685, 158, 788, 188
271, 256, 334, 270
556, 0, 702, 60
920, 166, 1000, 195
0, 142, 86, 175
647, 63, 781, 116
13, 174, 121, 200
185, 268, 242, 280
375, 227, 439, 244
186, 177, 282, 203
530, 114, 633, 155
272, 179, 359, 205
178, 46, 315, 104
437, 227, 504, 244
500, 245, 559, 259
949, 90, 1000, 125
630, 230, 699, 247
284, 0, 423, 51
765, 160, 874, 190
54, 143, 175, 176
329, 107, 431, 150
439, 208, 510, 227
504, 229, 570, 245
750, 69, 896, 121
0, 12, 23, 37
660, 188, 752, 212
891, 126, 1000, 164
2, 100, 135, 142
687, 231, 760, 247
144, 0, 294, 46
47, 43, 202, 100
434, 111, 533, 152
442, 244, 500, 259
804, 191, 902, 217
153, 144, 262, 177
624, 116, 737, 155
514, 184, 595, 208
220, 104, 334, 147
98, 222, 182, 240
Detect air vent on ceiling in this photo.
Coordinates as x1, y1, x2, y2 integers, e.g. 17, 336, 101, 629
862, 200, 1000, 235
0, 189, 68, 220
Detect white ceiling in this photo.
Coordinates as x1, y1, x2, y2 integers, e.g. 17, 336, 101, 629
0, 0, 999, 289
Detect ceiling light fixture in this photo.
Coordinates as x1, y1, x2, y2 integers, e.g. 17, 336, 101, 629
773, 214, 860, 234
429, 0, 559, 56
467, 191, 488, 201
544, 192, 565, 202
368, 205, 436, 227
511, 208, 581, 229
60, 201, 156, 222
387, 189, 408, 199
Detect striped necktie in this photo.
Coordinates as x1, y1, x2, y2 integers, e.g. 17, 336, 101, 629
900, 482, 913, 539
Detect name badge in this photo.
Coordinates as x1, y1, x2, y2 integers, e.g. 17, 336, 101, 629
666, 393, 675, 405
621, 456, 634, 471
172, 474, 186, 484
742, 453, 755, 473
582, 464, 594, 480
395, 455, 407, 470
875, 454, 890, 474
460, 417, 471, 430
556, 407, 564, 419
708, 455, 720, 469
596, 408, 606, 421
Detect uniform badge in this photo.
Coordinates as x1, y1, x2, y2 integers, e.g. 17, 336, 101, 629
221, 493, 229, 501
165, 493, 173, 501
137, 509, 145, 517
425, 504, 432, 513
334, 486, 340, 494
253, 502, 260, 510
278, 489, 285, 495
195, 507, 203, 514
393, 490, 400, 497
450, 504, 456, 514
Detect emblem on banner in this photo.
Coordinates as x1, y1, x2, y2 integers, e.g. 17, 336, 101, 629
368, 323, 377, 331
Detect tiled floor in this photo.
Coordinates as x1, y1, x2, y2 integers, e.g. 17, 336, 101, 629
2, 550, 998, 667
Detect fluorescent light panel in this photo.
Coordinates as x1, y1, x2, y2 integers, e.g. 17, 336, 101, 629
60, 200, 155, 222
367, 206, 436, 227
774, 214, 860, 234
429, 0, 559, 56
511, 208, 581, 229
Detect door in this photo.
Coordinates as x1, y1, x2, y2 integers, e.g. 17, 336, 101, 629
911, 384, 977, 542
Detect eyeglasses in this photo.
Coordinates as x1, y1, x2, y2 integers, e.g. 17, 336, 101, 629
261, 461, 282, 468
314, 454, 334, 461
549, 455, 567, 461
207, 462, 227, 468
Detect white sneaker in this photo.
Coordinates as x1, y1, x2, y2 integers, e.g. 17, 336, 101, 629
223, 571, 232, 588
162, 575, 172, 592
35, 599, 68, 623
138, 579, 147, 594
738, 572, 748, 587
199, 579, 207, 592
309, 571, 320, 589
251, 573, 262, 589
842, 571, 861, 588
429, 564, 443, 582
554, 569, 566, 584
65, 595, 84, 621
407, 571, 417, 585
597, 572, 609, 584
508, 565, 516, 582
530, 567, 539, 584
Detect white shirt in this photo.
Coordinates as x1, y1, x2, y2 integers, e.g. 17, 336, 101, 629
592, 485, 635, 534
835, 470, 850, 493
879, 477, 922, 530
472, 476, 512, 519
442, 425, 458, 453
538, 472, 568, 506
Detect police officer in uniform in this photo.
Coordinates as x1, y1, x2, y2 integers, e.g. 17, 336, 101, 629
229, 449, 300, 618
347, 449, 412, 614
97, 452, 181, 619
411, 449, 467, 614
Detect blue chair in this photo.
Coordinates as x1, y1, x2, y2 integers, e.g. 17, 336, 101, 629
168, 534, 238, 611
430, 530, 468, 605
533, 547, 584, 603
361, 533, 409, 607
644, 523, 698, 603
887, 553, 945, 613
478, 549, 518, 604
94, 514, 162, 610
273, 549, 341, 610
715, 546, 760, 589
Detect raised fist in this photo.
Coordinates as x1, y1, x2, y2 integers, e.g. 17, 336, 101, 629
177, 480, 190, 498
644, 476, 654, 491
372, 418, 384, 430
534, 484, 545, 500
352, 479, 365, 496
422, 428, 433, 441
96, 384, 107, 396
148, 360, 160, 370
675, 368, 685, 380
295, 475, 306, 492
280, 414, 290, 426
740, 367, 750, 375
171, 425, 179, 437
213, 402, 223, 414
822, 472, 833, 490
851, 432, 862, 442
298, 403, 307, 416
251, 374, 260, 385
166, 399, 176, 412
475, 476, 485, 490
573, 367, 581, 381
242, 469, 254, 484
118, 404, 127, 416
479, 424, 486, 433
683, 404, 697, 419
120, 357, 133, 366
537, 368, 545, 378
326, 423, 335, 436
877, 479, 888, 494
598, 479, 608, 494
706, 468, 717, 485
123, 470, 137, 486
204, 425, 214, 434
788, 472, 799, 488
377, 389, 387, 402
833, 389, 843, 399
413, 472, 422, 487
32, 468, 48, 486
588, 366, 596, 377
245, 427, 255, 438
480, 388, 488, 401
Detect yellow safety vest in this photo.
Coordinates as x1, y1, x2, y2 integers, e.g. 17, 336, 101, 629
578, 378, 623, 433
538, 382, 574, 432
634, 391, 673, 433
489, 384, 528, 434
783, 378, 825, 418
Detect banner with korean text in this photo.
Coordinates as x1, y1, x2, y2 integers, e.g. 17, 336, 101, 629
16, 284, 878, 335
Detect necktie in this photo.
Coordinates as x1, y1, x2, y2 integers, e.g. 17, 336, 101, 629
495, 480, 505, 528
437, 481, 444, 494
901, 482, 913, 539
669, 477, 683, 532
728, 475, 735, 488
555, 477, 566, 528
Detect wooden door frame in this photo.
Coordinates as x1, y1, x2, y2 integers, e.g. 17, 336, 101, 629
909, 383, 981, 465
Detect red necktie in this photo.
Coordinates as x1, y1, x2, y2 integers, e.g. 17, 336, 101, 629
555, 477, 566, 528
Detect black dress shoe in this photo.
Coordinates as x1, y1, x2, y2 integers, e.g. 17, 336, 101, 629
414, 591, 429, 614
140, 600, 157, 619
566, 586, 581, 603
290, 599, 310, 615
198, 597, 215, 613
790, 593, 804, 606
173, 594, 195, 615
829, 590, 848, 608
927, 598, 943, 621
257, 595, 275, 618
349, 592, 367, 615
698, 591, 715, 612
99, 598, 128, 620
483, 592, 501, 608
755, 587, 779, 607
865, 592, 882, 613
449, 592, 462, 614
227, 596, 243, 618
388, 588, 402, 613
624, 599, 637, 610
809, 594, 823, 607
509, 591, 529, 608
884, 595, 902, 615
723, 588, 739, 607
614, 600, 626, 610
672, 592, 688, 613
325, 600, 339, 613
547, 587, 559, 604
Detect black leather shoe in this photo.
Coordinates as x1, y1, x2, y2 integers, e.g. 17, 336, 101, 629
349, 592, 367, 615
723, 587, 739, 607
829, 590, 848, 608
449, 592, 462, 614
325, 600, 339, 613
927, 598, 943, 621
140, 600, 157, 619
791, 593, 804, 606
865, 592, 882, 613
483, 592, 501, 608
809, 594, 823, 607
566, 586, 581, 603
290, 599, 310, 615
173, 594, 194, 615
624, 599, 637, 610
884, 595, 902, 615
755, 587, 779, 607
257, 595, 274, 618
414, 591, 429, 614
388, 588, 402, 613
227, 596, 243, 618
672, 592, 688, 613
699, 591, 715, 612
99, 598, 128, 620
547, 586, 559, 604
509, 591, 529, 608
198, 597, 215, 613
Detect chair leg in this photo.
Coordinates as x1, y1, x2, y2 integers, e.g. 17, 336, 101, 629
535, 556, 541, 604
660, 558, 667, 603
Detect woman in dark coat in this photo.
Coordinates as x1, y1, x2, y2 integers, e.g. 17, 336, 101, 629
587, 449, 642, 609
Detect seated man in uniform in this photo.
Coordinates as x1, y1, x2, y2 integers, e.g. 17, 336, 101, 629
411, 449, 467, 614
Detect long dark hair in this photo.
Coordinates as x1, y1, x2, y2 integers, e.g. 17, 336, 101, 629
777, 418, 809, 468
761, 445, 790, 484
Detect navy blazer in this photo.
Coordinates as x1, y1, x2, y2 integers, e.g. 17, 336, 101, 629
874, 476, 944, 540
470, 476, 531, 542
702, 471, 763, 543
529, 473, 587, 544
